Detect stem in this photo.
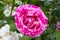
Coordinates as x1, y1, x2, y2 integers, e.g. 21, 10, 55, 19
49, 0, 58, 26
49, 8, 52, 26
10, 0, 15, 16
5, 0, 15, 24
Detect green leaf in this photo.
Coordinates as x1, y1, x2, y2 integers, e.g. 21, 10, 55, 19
19, 36, 32, 40
10, 22, 17, 31
54, 30, 60, 40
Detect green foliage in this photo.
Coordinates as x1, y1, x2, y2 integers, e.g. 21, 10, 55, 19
0, 0, 60, 40
19, 36, 32, 40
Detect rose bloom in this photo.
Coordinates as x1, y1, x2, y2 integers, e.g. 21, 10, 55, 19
14, 4, 48, 37
56, 21, 60, 30
0, 24, 19, 40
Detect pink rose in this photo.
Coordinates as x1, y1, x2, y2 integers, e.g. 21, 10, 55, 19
56, 21, 60, 30
14, 4, 48, 37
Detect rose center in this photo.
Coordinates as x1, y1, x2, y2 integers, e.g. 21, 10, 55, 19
23, 16, 39, 28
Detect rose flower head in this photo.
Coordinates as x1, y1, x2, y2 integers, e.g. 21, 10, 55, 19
56, 21, 60, 30
14, 4, 48, 37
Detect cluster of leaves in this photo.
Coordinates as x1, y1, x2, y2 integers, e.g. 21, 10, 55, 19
0, 0, 60, 40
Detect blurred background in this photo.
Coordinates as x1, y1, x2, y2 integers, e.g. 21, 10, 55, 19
0, 0, 60, 40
